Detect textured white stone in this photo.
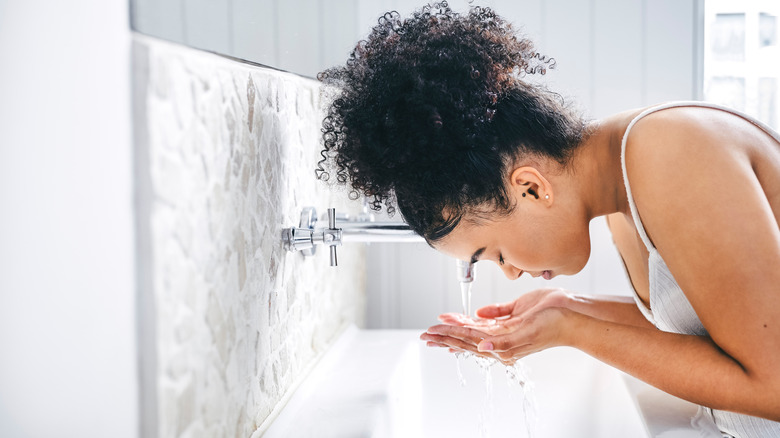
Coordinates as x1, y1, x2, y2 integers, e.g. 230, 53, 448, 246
135, 36, 366, 438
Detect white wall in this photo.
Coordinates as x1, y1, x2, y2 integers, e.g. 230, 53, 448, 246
133, 36, 367, 438
366, 0, 701, 329
0, 1, 137, 437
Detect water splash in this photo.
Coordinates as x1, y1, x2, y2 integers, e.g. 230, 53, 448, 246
454, 352, 467, 386
454, 352, 538, 438
474, 355, 495, 438
506, 361, 538, 438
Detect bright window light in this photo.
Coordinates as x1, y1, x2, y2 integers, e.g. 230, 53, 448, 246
704, 0, 780, 129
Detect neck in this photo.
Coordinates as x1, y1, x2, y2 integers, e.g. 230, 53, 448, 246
571, 113, 634, 220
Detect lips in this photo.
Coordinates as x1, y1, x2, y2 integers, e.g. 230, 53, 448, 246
542, 270, 552, 280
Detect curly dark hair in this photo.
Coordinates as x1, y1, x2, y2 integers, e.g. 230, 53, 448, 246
316, 1, 586, 243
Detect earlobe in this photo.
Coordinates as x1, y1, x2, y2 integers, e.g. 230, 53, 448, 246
510, 166, 553, 204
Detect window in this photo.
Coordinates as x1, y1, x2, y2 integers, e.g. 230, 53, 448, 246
704, 0, 780, 129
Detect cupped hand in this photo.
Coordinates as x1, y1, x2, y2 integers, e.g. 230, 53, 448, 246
421, 288, 576, 365
440, 288, 573, 326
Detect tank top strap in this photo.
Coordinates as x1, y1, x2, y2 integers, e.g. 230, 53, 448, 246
620, 100, 780, 253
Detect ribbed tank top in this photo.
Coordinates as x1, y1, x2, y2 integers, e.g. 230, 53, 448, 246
620, 101, 780, 438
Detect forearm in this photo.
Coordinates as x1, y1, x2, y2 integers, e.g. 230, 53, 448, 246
565, 294, 656, 329
564, 310, 780, 421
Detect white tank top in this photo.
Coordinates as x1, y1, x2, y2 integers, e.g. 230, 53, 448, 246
620, 101, 780, 438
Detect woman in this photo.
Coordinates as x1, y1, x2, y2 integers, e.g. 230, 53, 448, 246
316, 3, 780, 436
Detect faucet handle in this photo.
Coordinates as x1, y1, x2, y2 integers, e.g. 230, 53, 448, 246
327, 208, 338, 266
330, 246, 338, 266
328, 208, 336, 229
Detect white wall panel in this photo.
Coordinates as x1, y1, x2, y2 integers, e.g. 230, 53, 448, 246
541, 0, 594, 110
366, 243, 401, 328
396, 244, 449, 328
646, 0, 697, 104
277, 0, 321, 77
0, 1, 137, 436
184, 0, 232, 55
493, 0, 544, 47
592, 0, 644, 117
320, 0, 360, 72
232, 0, 277, 68
132, 0, 185, 44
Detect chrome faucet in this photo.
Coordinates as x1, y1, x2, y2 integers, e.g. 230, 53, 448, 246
456, 259, 475, 283
281, 206, 475, 281
281, 206, 424, 266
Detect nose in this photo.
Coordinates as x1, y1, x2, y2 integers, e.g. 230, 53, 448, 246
499, 262, 522, 280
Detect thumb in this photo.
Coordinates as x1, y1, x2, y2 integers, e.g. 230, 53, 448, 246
438, 313, 468, 325
477, 337, 496, 352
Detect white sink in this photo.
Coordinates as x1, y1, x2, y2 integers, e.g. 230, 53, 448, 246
260, 325, 720, 438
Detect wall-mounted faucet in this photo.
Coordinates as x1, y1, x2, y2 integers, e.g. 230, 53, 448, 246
282, 207, 475, 314
281, 206, 424, 266
281, 206, 475, 286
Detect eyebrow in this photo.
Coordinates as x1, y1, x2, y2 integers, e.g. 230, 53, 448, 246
470, 247, 486, 264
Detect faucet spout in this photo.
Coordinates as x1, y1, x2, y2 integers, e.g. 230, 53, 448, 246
456, 259, 475, 283
283, 207, 479, 293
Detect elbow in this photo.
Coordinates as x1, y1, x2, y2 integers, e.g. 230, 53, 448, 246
733, 375, 780, 422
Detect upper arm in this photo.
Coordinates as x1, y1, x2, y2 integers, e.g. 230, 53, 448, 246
624, 109, 780, 384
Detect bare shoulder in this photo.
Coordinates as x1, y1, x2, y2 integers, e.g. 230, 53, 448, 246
623, 106, 755, 182
622, 105, 780, 229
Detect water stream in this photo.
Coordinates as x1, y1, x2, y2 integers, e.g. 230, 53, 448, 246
460, 281, 472, 318
455, 281, 537, 438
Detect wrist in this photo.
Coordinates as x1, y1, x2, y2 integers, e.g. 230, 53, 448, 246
558, 290, 585, 312
558, 307, 589, 348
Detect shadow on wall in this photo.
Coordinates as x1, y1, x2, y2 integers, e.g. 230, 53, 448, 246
132, 35, 366, 437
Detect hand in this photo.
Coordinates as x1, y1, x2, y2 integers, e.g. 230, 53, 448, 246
420, 288, 576, 365
441, 287, 573, 326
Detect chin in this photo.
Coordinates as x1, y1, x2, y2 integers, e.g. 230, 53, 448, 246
563, 253, 590, 276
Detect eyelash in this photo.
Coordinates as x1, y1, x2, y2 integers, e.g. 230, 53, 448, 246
498, 254, 504, 265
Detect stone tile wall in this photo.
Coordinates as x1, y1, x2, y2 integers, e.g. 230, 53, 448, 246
133, 35, 366, 438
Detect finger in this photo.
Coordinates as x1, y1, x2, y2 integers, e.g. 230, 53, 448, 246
488, 345, 545, 366
477, 333, 531, 353
442, 313, 496, 328
463, 318, 499, 330
502, 344, 543, 361
438, 313, 474, 326
476, 301, 515, 319
425, 341, 449, 348
424, 332, 479, 352
426, 324, 487, 344
421, 331, 475, 348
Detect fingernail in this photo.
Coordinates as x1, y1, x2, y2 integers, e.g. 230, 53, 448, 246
477, 341, 493, 352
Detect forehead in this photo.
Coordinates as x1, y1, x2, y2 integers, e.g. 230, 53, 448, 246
433, 219, 493, 262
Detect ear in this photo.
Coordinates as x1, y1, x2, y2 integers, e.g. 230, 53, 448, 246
509, 166, 554, 205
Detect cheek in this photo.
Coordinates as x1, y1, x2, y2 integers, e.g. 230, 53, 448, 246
506, 231, 554, 269
504, 212, 591, 272
559, 222, 592, 272
531, 211, 591, 272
